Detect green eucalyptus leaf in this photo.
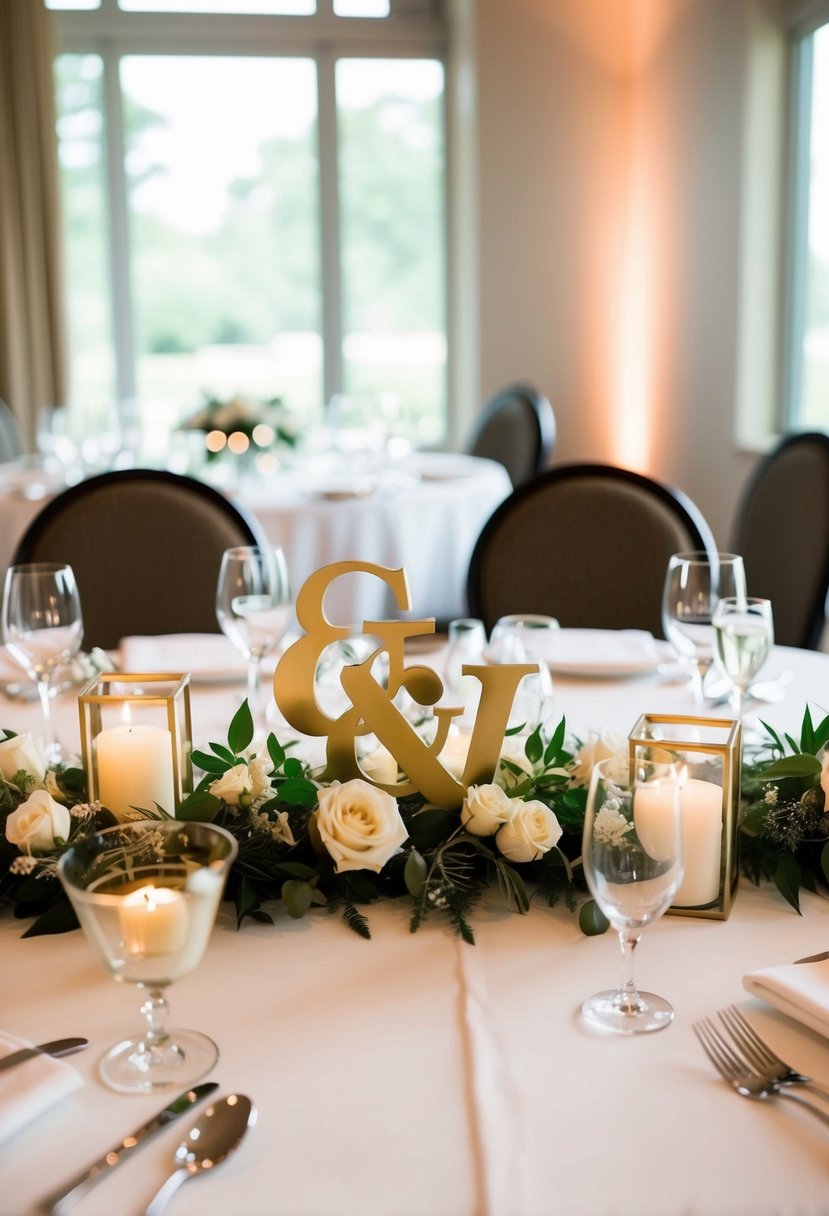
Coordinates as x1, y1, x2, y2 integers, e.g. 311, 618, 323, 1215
813, 713, 829, 753
525, 725, 543, 765
267, 734, 286, 769
175, 791, 221, 822
278, 777, 318, 807
60, 767, 87, 792
209, 742, 237, 764
228, 700, 254, 755
579, 899, 610, 936
544, 717, 567, 765
761, 755, 821, 780
191, 749, 228, 774
801, 705, 817, 755
773, 853, 803, 915
282, 879, 314, 919
283, 757, 305, 779
404, 849, 428, 897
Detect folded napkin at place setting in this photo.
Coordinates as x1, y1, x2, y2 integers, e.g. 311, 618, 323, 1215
545, 628, 662, 673
0, 1032, 83, 1147
743, 958, 829, 1039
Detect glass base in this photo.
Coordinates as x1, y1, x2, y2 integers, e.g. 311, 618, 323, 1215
99, 1028, 219, 1093
581, 989, 675, 1035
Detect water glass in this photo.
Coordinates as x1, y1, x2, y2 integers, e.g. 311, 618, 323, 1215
712, 596, 774, 717
444, 618, 486, 709
488, 613, 559, 732
661, 552, 747, 703
581, 757, 684, 1034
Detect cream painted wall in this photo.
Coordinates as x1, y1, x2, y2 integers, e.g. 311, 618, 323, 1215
470, 0, 787, 546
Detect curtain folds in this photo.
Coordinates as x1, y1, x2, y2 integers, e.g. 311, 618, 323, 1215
0, 0, 66, 450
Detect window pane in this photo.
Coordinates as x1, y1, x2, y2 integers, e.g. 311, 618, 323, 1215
46, 1, 100, 10
120, 56, 321, 450
799, 24, 829, 429
334, 1, 390, 16
118, 0, 314, 11
337, 59, 446, 445
53, 54, 116, 419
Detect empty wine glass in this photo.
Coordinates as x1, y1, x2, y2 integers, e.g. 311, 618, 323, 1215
444, 618, 487, 710
58, 819, 237, 1092
488, 613, 559, 732
1, 563, 83, 761
712, 596, 774, 718
216, 546, 292, 727
581, 756, 684, 1035
661, 552, 747, 704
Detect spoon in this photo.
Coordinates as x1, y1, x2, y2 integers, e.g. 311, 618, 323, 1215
142, 1094, 256, 1216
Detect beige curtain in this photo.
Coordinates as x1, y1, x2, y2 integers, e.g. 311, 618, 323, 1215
0, 0, 66, 450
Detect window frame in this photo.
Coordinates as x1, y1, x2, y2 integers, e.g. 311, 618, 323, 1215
47, 0, 449, 430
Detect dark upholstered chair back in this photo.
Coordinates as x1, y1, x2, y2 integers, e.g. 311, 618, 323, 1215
467, 462, 716, 636
467, 384, 556, 487
731, 432, 829, 649
12, 469, 265, 650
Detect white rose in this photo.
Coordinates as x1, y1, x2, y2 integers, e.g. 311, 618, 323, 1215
572, 730, 628, 784
821, 750, 829, 811
6, 789, 71, 853
209, 758, 269, 807
439, 732, 471, 780
461, 783, 515, 836
360, 746, 399, 786
316, 779, 408, 874
0, 732, 47, 787
496, 799, 563, 862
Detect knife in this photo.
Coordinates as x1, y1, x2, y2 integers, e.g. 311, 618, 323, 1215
35, 1080, 219, 1215
794, 950, 829, 964
0, 1037, 88, 1073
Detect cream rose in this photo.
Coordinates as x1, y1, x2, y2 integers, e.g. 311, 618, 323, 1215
821, 750, 829, 811
6, 789, 71, 853
316, 779, 408, 873
360, 746, 399, 786
209, 756, 270, 807
0, 732, 47, 787
496, 799, 563, 862
461, 783, 515, 836
438, 732, 471, 781
572, 730, 628, 785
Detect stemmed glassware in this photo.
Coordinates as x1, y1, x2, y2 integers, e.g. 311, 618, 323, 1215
58, 819, 237, 1092
661, 552, 747, 704
1, 562, 83, 761
444, 618, 487, 710
581, 756, 684, 1035
712, 596, 774, 718
216, 545, 292, 728
488, 613, 558, 732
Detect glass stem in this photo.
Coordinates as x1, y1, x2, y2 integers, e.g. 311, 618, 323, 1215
690, 659, 709, 705
36, 674, 58, 755
140, 988, 171, 1051
247, 652, 262, 715
617, 929, 642, 1013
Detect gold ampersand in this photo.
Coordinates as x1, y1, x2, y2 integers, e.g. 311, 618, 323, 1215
273, 561, 536, 809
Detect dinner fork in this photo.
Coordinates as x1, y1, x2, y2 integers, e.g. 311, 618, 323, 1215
693, 1017, 829, 1128
717, 1004, 829, 1103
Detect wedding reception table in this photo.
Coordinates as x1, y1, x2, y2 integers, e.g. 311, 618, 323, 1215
2, 637, 829, 1216
0, 452, 513, 625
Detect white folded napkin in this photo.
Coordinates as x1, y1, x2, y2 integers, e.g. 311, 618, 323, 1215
743, 959, 829, 1039
546, 629, 661, 672
0, 1032, 83, 1145
120, 633, 250, 682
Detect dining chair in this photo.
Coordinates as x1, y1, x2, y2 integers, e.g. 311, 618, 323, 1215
467, 462, 717, 636
11, 469, 267, 650
466, 383, 556, 487
730, 431, 829, 649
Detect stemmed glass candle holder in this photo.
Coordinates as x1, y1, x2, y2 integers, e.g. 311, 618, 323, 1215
581, 757, 684, 1035
216, 545, 292, 729
59, 820, 237, 1093
712, 597, 774, 718
661, 552, 747, 704
1, 562, 83, 761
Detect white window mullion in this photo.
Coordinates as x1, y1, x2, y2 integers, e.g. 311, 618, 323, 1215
101, 46, 137, 406
317, 47, 343, 410
783, 33, 814, 429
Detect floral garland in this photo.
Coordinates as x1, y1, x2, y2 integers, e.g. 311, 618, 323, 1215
2, 702, 828, 941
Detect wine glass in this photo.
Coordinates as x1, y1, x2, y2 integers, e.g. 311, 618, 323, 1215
1, 563, 84, 761
488, 613, 559, 732
58, 819, 237, 1093
216, 546, 292, 728
581, 756, 684, 1035
444, 618, 487, 710
661, 552, 747, 704
712, 596, 774, 718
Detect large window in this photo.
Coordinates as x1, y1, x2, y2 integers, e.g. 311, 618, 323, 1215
47, 1, 447, 450
786, 13, 829, 431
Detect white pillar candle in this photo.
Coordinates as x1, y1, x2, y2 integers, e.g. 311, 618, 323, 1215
634, 776, 722, 907
96, 724, 176, 819
119, 885, 188, 957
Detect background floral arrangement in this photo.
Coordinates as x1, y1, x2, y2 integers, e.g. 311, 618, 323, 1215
179, 392, 300, 457
2, 702, 829, 941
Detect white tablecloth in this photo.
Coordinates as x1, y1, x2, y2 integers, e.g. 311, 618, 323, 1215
2, 641, 829, 1216
0, 452, 512, 627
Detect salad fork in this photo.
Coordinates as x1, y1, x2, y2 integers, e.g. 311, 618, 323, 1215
717, 1004, 829, 1103
693, 1016, 829, 1128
